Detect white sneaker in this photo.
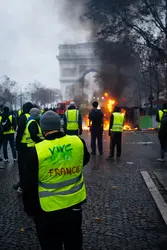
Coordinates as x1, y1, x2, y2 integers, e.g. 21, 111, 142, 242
157, 158, 165, 162
3, 159, 9, 163
17, 187, 23, 194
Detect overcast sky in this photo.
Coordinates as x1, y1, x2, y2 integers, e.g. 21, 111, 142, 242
0, 0, 91, 89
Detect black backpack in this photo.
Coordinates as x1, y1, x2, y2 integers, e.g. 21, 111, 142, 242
160, 111, 167, 131
2, 117, 12, 132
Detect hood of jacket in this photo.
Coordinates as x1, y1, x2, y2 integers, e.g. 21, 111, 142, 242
23, 102, 33, 114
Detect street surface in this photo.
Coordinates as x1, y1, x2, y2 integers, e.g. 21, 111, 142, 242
0, 131, 167, 250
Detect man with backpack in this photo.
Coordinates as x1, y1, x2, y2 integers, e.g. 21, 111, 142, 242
1, 106, 17, 162
156, 103, 167, 161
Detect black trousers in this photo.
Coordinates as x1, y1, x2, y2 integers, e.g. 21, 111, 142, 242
91, 129, 103, 154
3, 133, 16, 159
34, 208, 83, 250
17, 143, 28, 189
110, 132, 122, 157
158, 132, 167, 158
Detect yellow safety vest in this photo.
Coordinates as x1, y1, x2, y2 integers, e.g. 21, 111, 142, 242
25, 119, 43, 147
65, 109, 79, 130
35, 135, 86, 212
158, 109, 167, 128
3, 115, 15, 135
20, 114, 31, 143
18, 110, 22, 117
111, 112, 124, 132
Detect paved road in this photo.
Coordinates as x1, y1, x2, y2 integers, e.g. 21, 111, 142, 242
0, 131, 167, 250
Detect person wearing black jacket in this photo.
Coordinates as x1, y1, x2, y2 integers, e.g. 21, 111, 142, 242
88, 101, 104, 155
23, 111, 90, 250
16, 108, 43, 194
14, 102, 33, 193
1, 106, 17, 162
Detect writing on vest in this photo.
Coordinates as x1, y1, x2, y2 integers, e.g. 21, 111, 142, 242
36, 135, 86, 212
48, 166, 80, 177
48, 144, 73, 162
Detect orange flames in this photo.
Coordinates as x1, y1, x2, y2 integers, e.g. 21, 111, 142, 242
82, 93, 137, 132
107, 99, 116, 113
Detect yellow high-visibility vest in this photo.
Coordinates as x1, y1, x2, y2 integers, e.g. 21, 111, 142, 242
20, 114, 31, 143
65, 109, 79, 130
3, 115, 15, 135
35, 135, 86, 212
25, 119, 43, 147
158, 109, 167, 128
111, 112, 124, 132
18, 110, 23, 117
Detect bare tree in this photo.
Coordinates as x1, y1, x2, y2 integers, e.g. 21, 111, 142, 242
31, 82, 61, 106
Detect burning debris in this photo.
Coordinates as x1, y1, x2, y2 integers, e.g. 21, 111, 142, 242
82, 92, 137, 131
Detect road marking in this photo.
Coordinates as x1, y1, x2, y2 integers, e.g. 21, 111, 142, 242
137, 142, 154, 144
141, 171, 167, 226
125, 142, 154, 145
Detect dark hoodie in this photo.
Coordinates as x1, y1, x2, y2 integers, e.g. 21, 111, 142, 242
16, 102, 33, 147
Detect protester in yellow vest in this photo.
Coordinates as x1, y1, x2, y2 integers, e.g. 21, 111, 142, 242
0, 114, 3, 162
65, 101, 82, 136
25, 108, 43, 148
106, 106, 124, 160
14, 102, 33, 194
1, 106, 17, 162
23, 111, 90, 250
156, 103, 167, 161
156, 103, 167, 129
17, 109, 22, 118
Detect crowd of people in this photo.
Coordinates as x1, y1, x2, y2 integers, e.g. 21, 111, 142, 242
0, 100, 126, 250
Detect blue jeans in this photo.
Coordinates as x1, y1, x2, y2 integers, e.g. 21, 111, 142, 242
3, 133, 16, 160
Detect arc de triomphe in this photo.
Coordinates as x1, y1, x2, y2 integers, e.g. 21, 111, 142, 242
57, 43, 101, 100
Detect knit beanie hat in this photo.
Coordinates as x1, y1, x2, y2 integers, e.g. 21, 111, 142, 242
30, 108, 40, 119
40, 111, 61, 131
